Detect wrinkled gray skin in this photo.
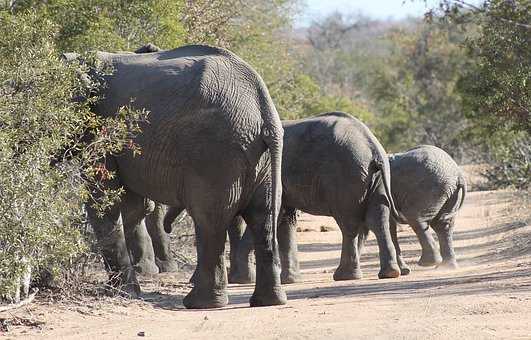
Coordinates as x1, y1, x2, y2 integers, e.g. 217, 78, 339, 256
374, 145, 466, 275
227, 113, 402, 284
119, 43, 179, 275
66, 45, 286, 309
152, 113, 402, 284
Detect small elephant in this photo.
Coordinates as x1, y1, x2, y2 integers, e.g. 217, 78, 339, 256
229, 112, 402, 283
64, 44, 286, 309
375, 145, 467, 275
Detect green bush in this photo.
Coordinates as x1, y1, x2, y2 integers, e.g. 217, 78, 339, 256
0, 11, 145, 300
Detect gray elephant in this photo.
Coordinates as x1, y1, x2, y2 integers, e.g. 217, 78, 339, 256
377, 145, 466, 274
140, 113, 404, 284
149, 112, 401, 283
66, 44, 286, 309
228, 112, 402, 283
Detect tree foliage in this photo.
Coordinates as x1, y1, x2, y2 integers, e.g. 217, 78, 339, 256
4, 0, 186, 52
0, 11, 147, 300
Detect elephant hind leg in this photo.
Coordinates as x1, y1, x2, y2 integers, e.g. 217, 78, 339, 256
364, 185, 400, 279
432, 218, 458, 269
390, 218, 411, 275
241, 183, 287, 307
278, 207, 301, 284
182, 213, 230, 309
411, 220, 442, 267
227, 216, 256, 284
333, 216, 363, 281
146, 204, 181, 273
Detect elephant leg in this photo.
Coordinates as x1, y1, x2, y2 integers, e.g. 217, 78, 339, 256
411, 221, 442, 267
189, 221, 200, 285
390, 218, 411, 275
333, 219, 363, 281
121, 191, 159, 275
278, 207, 301, 284
85, 158, 139, 297
432, 218, 458, 269
146, 204, 180, 273
182, 216, 229, 309
228, 216, 256, 284
365, 186, 400, 279
242, 183, 286, 307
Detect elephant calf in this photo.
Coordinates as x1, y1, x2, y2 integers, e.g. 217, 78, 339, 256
380, 145, 467, 274
229, 112, 402, 283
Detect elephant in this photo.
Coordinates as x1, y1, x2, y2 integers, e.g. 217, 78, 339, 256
150, 112, 403, 284
63, 44, 286, 309
375, 145, 467, 274
229, 112, 403, 283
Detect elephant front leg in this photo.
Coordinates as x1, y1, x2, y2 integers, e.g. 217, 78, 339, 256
365, 188, 401, 279
411, 221, 442, 267
334, 220, 363, 281
242, 184, 286, 307
390, 218, 411, 275
278, 208, 301, 284
146, 204, 180, 273
121, 191, 159, 275
433, 218, 458, 269
87, 203, 140, 297
227, 216, 256, 284
183, 223, 228, 309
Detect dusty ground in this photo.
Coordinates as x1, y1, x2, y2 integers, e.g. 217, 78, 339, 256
2, 189, 531, 339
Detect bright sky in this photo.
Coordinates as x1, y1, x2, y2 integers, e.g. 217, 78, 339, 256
296, 0, 445, 26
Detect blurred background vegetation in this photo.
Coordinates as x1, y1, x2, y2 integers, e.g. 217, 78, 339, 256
0, 0, 529, 299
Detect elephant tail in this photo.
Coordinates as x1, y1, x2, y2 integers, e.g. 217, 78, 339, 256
436, 173, 467, 222
374, 159, 408, 225
261, 122, 283, 245
256, 87, 284, 247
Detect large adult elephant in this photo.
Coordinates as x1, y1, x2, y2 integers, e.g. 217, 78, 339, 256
381, 145, 467, 274
65, 45, 286, 309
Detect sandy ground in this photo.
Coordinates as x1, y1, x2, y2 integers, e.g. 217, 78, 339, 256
2, 189, 531, 339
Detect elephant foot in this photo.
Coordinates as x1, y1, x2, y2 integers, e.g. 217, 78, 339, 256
333, 267, 363, 281
228, 267, 256, 284
106, 269, 141, 298
183, 287, 228, 309
250, 286, 287, 307
133, 259, 159, 275
156, 259, 179, 273
281, 271, 302, 284
418, 253, 443, 267
189, 268, 199, 285
378, 263, 401, 279
437, 259, 458, 270
398, 258, 411, 276
400, 265, 411, 276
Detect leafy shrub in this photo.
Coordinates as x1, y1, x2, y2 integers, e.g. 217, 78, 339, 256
0, 12, 145, 301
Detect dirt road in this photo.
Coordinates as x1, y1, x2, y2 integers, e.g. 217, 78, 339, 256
4, 190, 531, 339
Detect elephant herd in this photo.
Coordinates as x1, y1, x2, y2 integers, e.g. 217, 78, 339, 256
72, 44, 466, 309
